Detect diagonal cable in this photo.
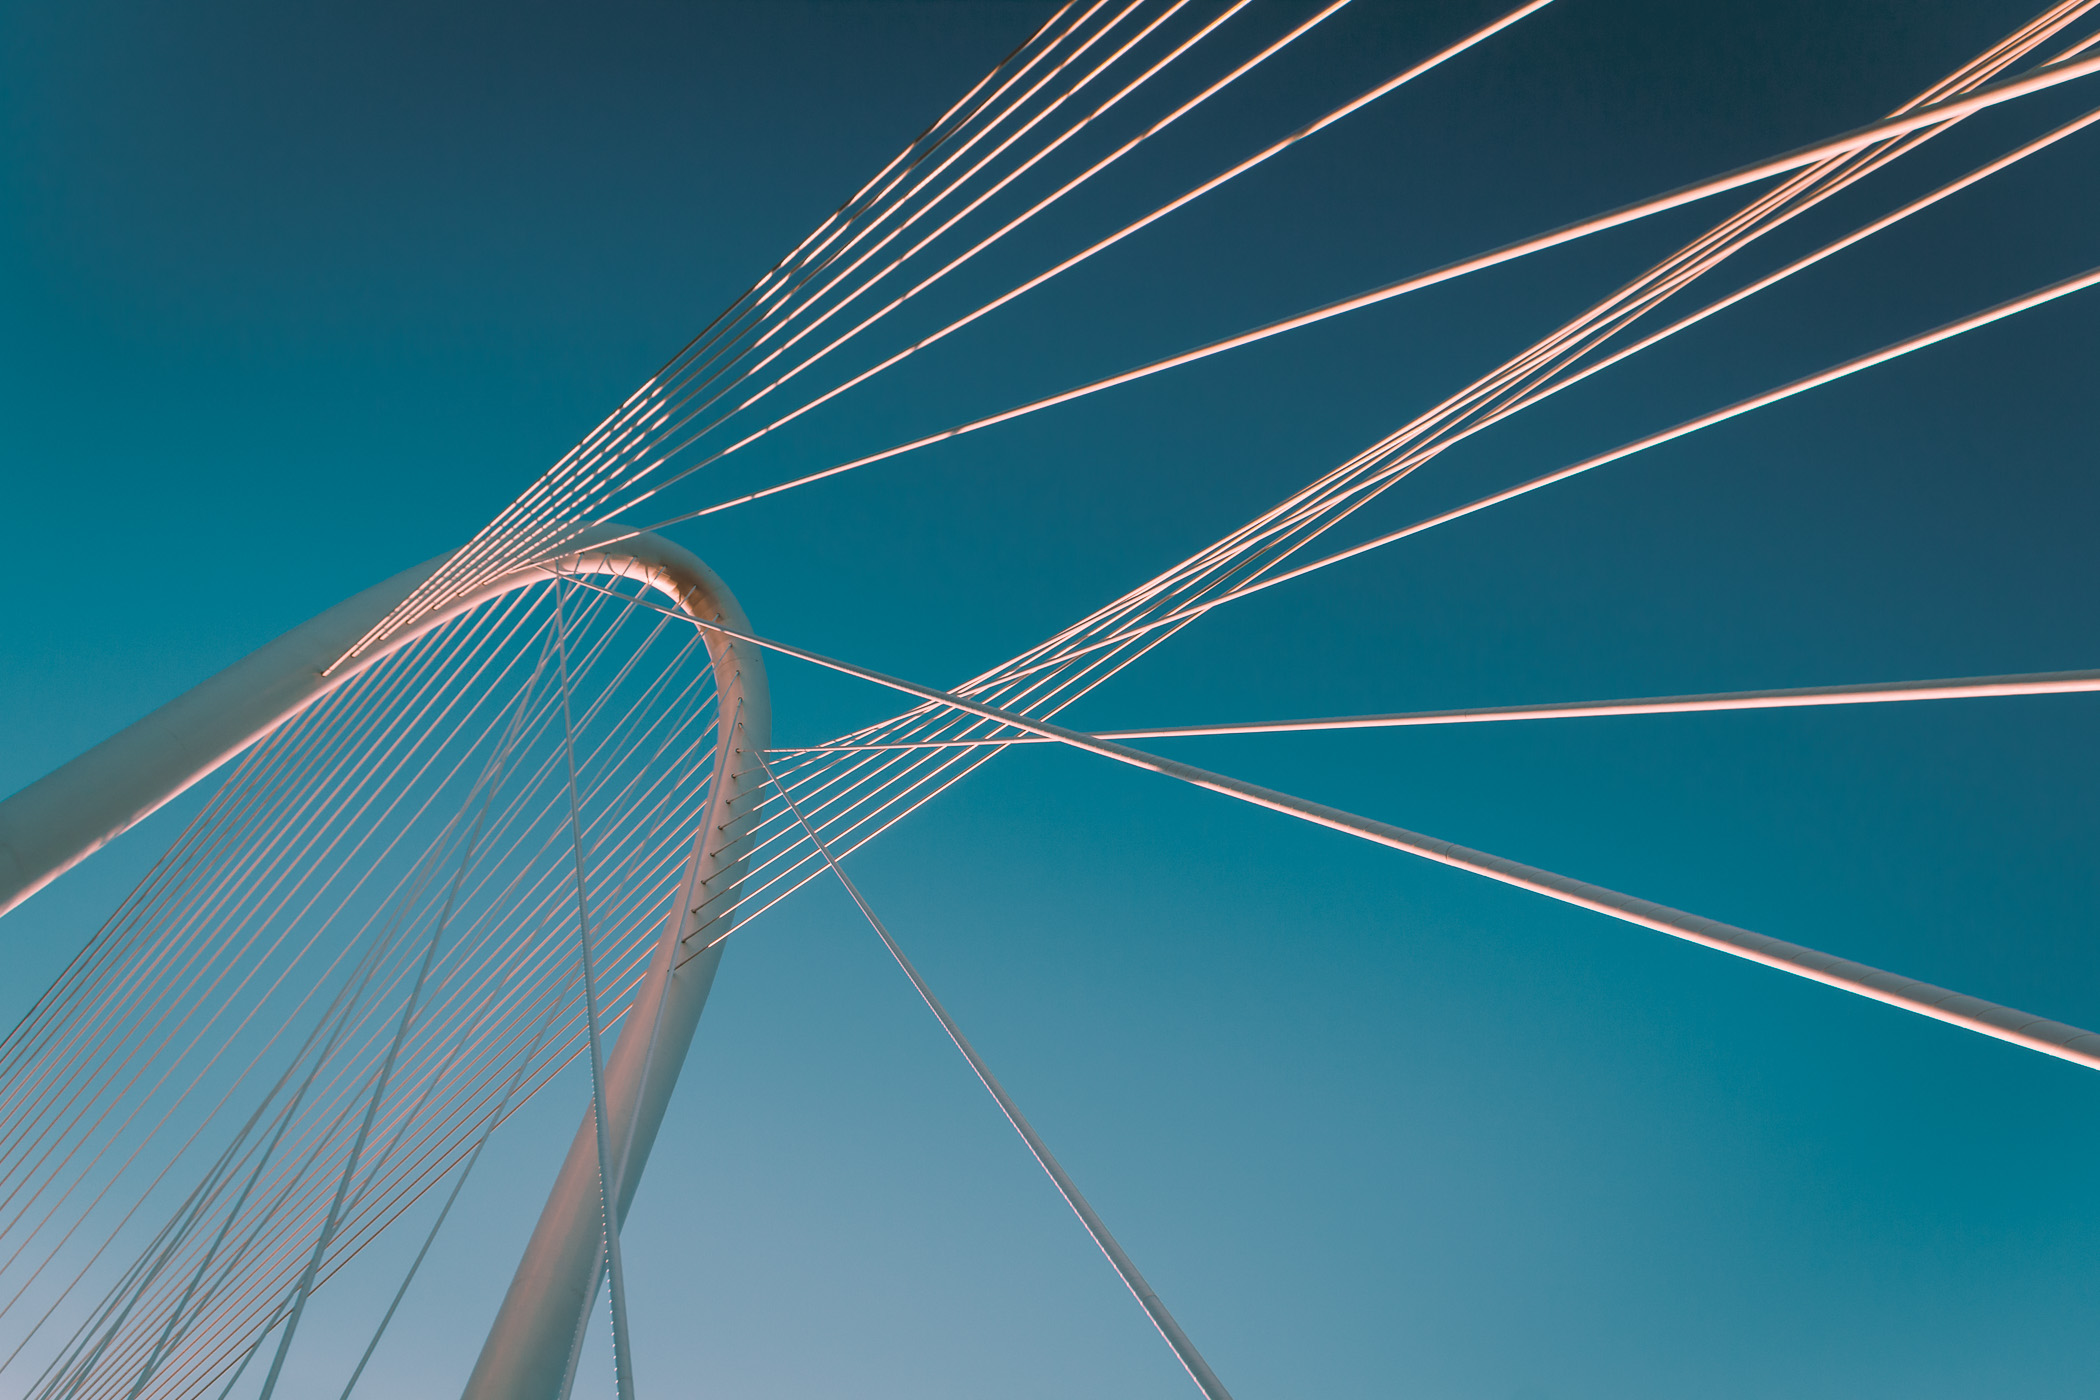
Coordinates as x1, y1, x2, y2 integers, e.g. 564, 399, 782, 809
755, 750, 1237, 1400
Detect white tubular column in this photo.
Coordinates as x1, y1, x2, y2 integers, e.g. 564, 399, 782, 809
461, 554, 769, 1400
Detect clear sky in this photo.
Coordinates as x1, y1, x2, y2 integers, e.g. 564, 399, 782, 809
3, 2, 2098, 1397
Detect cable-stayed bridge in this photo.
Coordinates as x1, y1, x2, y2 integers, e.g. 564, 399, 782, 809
2, 2, 2097, 1395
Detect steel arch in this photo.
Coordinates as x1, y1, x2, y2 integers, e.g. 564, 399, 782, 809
0, 528, 770, 1400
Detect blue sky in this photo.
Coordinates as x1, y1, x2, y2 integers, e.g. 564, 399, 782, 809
4, 1, 2099, 1396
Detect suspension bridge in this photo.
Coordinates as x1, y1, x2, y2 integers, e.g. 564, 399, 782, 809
3, 2, 2097, 1395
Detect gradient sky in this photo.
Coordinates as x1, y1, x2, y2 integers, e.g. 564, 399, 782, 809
4, 2, 2099, 1396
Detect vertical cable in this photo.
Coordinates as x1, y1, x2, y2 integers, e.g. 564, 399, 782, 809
551, 577, 637, 1400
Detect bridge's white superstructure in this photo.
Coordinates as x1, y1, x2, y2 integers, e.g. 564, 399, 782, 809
0, 533, 768, 1400
3, 1, 2098, 1395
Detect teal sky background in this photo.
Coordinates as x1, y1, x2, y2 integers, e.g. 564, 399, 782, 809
3, 2, 2099, 1396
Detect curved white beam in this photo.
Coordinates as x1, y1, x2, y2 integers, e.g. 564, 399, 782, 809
0, 528, 734, 921
0, 529, 772, 1400
463, 546, 772, 1400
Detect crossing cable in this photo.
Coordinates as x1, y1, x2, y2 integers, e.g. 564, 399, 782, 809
183, 992, 559, 1400
331, 639, 711, 1224
268, 651, 574, 1244
704, 588, 1572, 880
138, 667, 646, 1393
720, 587, 1260, 924
116, 1083, 398, 1400
33, 596, 558, 1234
536, 574, 1199, 940
1106, 46, 2100, 645
0, 602, 489, 1169
596, 0, 1555, 532
697, 621, 1256, 948
0, 658, 460, 1384
345, 9, 2100, 985
770, 670, 2100, 752
754, 751, 1238, 1400
783, 39, 2096, 726
374, 734, 711, 1103
408, 0, 1248, 601
566, 179, 2084, 896
732, 625, 2100, 1072
250, 606, 549, 1400
0, 738, 501, 1373
41, 867, 416, 1400
24, 10, 2091, 1385
146, 1005, 606, 1400
337, 0, 1119, 659
0, 609, 450, 1085
30, 586, 558, 1112
60, 709, 550, 1400
4, 583, 701, 1393
95, 1088, 374, 1400
0, 625, 518, 1301
0, 588, 556, 1229
448, 0, 1137, 577
336, 0, 1092, 647
799, 1, 2100, 561
77, 608, 709, 1393
697, 584, 1201, 950
1287, 0, 2100, 473
2, 583, 655, 1393
300, 678, 714, 1184
336, 978, 567, 1399
702, 654, 1153, 949
1191, 92, 2100, 594
622, 41, 2100, 539
168, 596, 701, 1376
579, 0, 1290, 521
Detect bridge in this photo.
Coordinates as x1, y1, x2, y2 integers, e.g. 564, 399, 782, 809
2, 2, 2097, 1395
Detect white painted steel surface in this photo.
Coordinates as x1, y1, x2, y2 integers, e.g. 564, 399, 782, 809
461, 554, 769, 1400
0, 529, 769, 1400
0, 529, 732, 919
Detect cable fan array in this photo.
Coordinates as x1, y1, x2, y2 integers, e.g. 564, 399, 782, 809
1, 0, 2097, 1395
341, 0, 2100, 672
732, 0, 2100, 940
0, 574, 720, 1399
335, 0, 1541, 668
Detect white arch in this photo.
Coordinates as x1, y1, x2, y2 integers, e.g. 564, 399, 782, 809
0, 528, 771, 1400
